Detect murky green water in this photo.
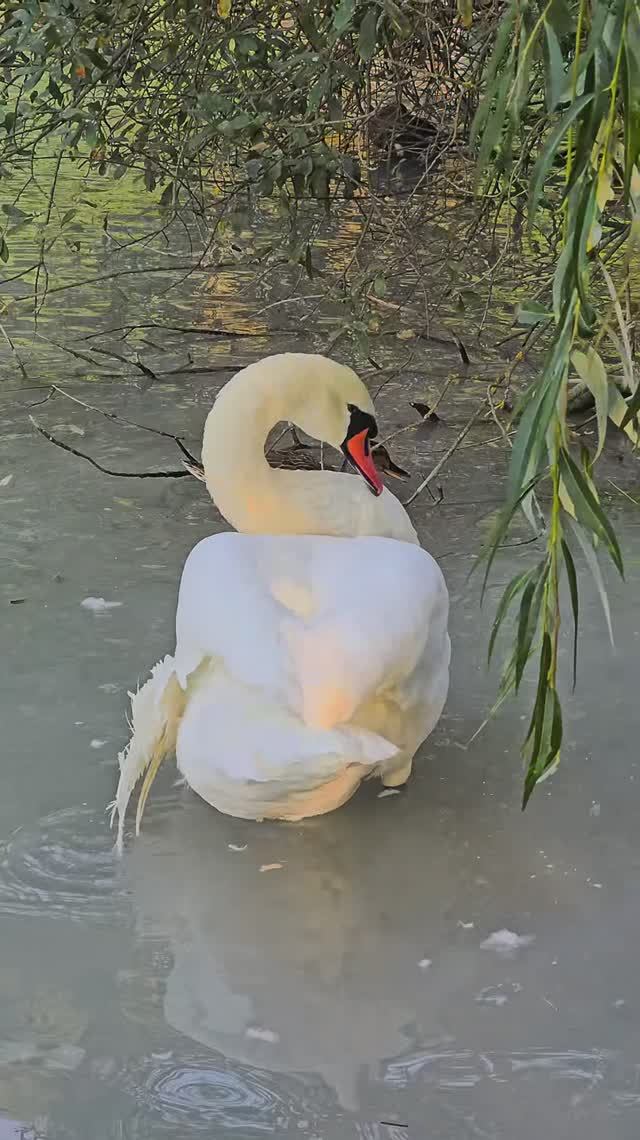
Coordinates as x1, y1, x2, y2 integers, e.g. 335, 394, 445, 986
1, 162, 640, 1138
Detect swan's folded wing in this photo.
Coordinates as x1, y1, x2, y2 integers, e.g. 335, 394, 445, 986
291, 535, 448, 728
173, 533, 448, 729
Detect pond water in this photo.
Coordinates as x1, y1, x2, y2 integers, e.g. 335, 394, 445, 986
1, 163, 640, 1139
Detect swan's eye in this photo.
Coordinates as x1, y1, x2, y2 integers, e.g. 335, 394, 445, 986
345, 404, 378, 442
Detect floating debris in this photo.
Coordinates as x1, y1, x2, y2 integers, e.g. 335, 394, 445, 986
245, 1026, 280, 1044
81, 596, 122, 613
259, 863, 283, 873
480, 929, 535, 955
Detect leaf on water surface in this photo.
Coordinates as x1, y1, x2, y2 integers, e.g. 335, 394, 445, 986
371, 444, 410, 480
259, 862, 284, 872
515, 300, 553, 326
411, 401, 440, 423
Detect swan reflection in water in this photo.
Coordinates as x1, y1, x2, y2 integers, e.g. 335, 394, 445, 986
124, 791, 475, 1115
123, 788, 640, 1137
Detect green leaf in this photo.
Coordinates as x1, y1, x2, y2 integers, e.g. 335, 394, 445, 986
608, 384, 640, 446
457, 0, 473, 29
488, 567, 535, 664
60, 208, 77, 227
333, 0, 355, 35
383, 0, 412, 40
561, 538, 579, 689
479, 473, 543, 598
159, 181, 175, 207
474, 63, 512, 176
483, 1, 517, 90
297, 5, 323, 49
507, 366, 561, 506
523, 685, 563, 807
515, 301, 553, 326
0, 234, 8, 262
621, 8, 640, 199
558, 448, 624, 576
514, 560, 547, 691
543, 18, 565, 110
571, 347, 608, 458
568, 518, 614, 646
528, 93, 594, 225
523, 631, 553, 761
1, 204, 28, 221
358, 8, 379, 61
80, 47, 110, 71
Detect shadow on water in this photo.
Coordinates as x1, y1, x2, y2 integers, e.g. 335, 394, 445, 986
1, 160, 640, 1138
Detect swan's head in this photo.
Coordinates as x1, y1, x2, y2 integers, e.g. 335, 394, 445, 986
291, 358, 384, 496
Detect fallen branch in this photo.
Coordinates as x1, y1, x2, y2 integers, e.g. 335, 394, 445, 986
48, 385, 201, 467
29, 416, 190, 478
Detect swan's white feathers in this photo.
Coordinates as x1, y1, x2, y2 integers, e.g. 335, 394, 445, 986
115, 533, 449, 833
175, 532, 446, 727
114, 353, 450, 836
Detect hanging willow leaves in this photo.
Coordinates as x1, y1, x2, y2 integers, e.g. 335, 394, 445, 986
473, 0, 636, 805
528, 94, 594, 224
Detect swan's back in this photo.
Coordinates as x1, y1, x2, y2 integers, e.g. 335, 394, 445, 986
115, 531, 450, 836
174, 532, 447, 716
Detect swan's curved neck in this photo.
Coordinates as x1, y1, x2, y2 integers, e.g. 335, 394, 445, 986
201, 356, 322, 534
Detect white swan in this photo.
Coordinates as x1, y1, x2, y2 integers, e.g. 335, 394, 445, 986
113, 353, 449, 846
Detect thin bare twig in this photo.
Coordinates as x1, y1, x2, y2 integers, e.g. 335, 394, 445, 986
29, 416, 190, 479
404, 398, 488, 506
48, 386, 201, 465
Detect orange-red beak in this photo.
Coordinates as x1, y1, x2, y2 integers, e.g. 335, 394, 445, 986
343, 428, 384, 496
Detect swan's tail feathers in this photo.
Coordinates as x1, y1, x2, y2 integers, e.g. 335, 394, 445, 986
112, 655, 186, 851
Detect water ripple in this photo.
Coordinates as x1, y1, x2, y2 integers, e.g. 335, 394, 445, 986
120, 1051, 337, 1135
376, 1043, 640, 1113
0, 806, 129, 924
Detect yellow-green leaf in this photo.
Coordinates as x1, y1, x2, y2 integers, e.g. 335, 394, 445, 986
217, 0, 231, 18
608, 384, 640, 446
571, 347, 608, 457
457, 0, 473, 29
